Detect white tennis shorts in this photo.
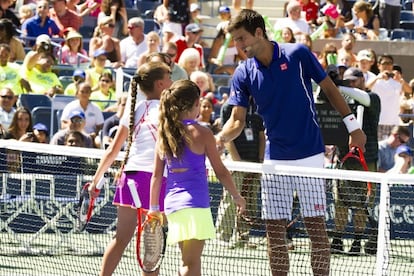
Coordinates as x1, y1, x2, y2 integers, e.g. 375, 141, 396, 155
261, 153, 326, 220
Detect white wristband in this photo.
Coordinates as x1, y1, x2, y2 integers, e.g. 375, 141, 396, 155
342, 113, 360, 133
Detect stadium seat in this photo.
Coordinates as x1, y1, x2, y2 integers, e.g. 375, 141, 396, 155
126, 7, 140, 19
400, 10, 414, 21
18, 94, 52, 111
404, 0, 413, 10
79, 25, 95, 40
400, 21, 414, 31
143, 19, 161, 34
31, 106, 53, 135
390, 28, 413, 40
136, 0, 159, 17
50, 95, 75, 135
58, 76, 73, 90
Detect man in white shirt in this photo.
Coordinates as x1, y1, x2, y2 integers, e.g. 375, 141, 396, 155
0, 87, 16, 134
366, 54, 402, 140
274, 1, 311, 35
120, 17, 148, 69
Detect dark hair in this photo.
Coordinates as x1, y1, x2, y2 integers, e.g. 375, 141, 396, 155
227, 9, 268, 40
158, 79, 200, 159
378, 53, 393, 64
0, 18, 15, 41
145, 52, 172, 67
8, 106, 33, 139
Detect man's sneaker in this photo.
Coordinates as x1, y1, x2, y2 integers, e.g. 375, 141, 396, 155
330, 238, 344, 254
364, 240, 377, 255
348, 240, 361, 255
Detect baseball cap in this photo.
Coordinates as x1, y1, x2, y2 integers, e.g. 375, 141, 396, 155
343, 67, 364, 80
185, 23, 202, 33
219, 6, 231, 13
93, 49, 107, 58
190, 3, 200, 12
33, 123, 49, 135
396, 144, 413, 157
356, 50, 373, 62
72, 69, 86, 79
69, 110, 85, 120
36, 34, 51, 45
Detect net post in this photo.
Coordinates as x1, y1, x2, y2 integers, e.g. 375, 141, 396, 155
376, 177, 390, 276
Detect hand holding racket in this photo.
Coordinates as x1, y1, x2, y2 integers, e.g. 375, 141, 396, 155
127, 179, 166, 273
76, 176, 106, 232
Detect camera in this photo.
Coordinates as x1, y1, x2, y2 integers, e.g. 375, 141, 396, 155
386, 72, 395, 78
39, 42, 50, 52
317, 65, 351, 102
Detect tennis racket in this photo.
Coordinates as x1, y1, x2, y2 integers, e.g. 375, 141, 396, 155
76, 176, 106, 232
339, 147, 372, 208
127, 179, 166, 273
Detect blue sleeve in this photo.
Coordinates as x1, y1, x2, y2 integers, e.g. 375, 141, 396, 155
228, 62, 250, 108
297, 44, 327, 84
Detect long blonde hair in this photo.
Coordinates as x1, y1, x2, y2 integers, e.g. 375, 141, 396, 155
158, 80, 200, 160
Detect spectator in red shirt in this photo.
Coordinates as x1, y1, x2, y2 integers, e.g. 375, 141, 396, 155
49, 0, 82, 33
173, 23, 205, 69
301, 0, 319, 25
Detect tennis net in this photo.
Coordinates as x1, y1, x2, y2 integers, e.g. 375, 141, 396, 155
0, 140, 413, 276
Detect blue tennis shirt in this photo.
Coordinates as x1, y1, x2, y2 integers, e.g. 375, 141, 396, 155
228, 42, 327, 160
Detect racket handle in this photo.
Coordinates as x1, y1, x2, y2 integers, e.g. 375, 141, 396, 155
127, 179, 142, 208
96, 176, 106, 190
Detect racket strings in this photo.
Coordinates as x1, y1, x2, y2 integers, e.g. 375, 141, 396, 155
141, 222, 164, 271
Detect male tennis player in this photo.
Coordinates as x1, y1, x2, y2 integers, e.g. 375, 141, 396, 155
216, 9, 366, 276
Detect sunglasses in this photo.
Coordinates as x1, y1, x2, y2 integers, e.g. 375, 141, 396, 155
0, 95, 13, 100
71, 118, 84, 123
398, 135, 409, 144
166, 52, 176, 58
380, 61, 392, 65
106, 23, 115, 28
128, 25, 138, 30
100, 79, 111, 83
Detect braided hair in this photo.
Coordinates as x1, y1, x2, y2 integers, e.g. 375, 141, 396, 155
118, 61, 170, 176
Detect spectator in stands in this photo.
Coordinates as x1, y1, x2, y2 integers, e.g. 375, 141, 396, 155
61, 30, 89, 65
173, 23, 205, 69
101, 93, 127, 149
0, 18, 25, 62
51, 110, 94, 147
208, 20, 247, 75
89, 16, 122, 68
83, 0, 102, 17
366, 48, 379, 75
345, 1, 380, 40
98, 0, 128, 40
379, 0, 401, 31
33, 122, 49, 143
90, 71, 116, 111
387, 144, 413, 174
136, 31, 161, 68
0, 44, 26, 95
64, 69, 85, 96
190, 70, 217, 103
60, 82, 104, 143
21, 35, 63, 96
189, 3, 202, 24
63, 130, 86, 147
392, 64, 412, 95
86, 50, 110, 91
337, 33, 357, 66
196, 96, 221, 133
216, 97, 265, 248
318, 0, 343, 38
162, 0, 191, 37
216, 5, 231, 33
0, 0, 21, 28
21, 0, 60, 46
296, 33, 316, 56
177, 47, 201, 77
161, 42, 188, 81
281, 26, 296, 43
0, 87, 15, 133
18, 4, 34, 25
274, 1, 311, 35
3, 106, 34, 141
356, 49, 376, 84
66, 0, 99, 17
49, 0, 82, 32
331, 67, 381, 255
120, 17, 147, 69
366, 54, 402, 140
318, 42, 338, 70
378, 125, 410, 172
301, 0, 319, 26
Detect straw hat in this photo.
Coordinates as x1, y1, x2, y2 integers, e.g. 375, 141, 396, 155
65, 31, 82, 40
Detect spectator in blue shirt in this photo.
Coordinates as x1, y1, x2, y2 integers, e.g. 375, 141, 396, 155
215, 9, 366, 276
21, 0, 60, 46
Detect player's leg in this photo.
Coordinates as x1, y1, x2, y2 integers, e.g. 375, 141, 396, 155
245, 0, 254, 10
100, 206, 137, 276
266, 219, 290, 276
178, 239, 205, 276
232, 0, 242, 12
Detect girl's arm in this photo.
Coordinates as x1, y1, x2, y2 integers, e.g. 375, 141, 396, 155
149, 147, 166, 219
89, 124, 128, 197
204, 129, 246, 214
